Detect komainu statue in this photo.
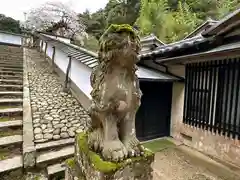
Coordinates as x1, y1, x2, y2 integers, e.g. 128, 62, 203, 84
88, 24, 144, 162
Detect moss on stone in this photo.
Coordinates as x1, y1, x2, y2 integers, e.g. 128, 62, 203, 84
100, 24, 138, 41
0, 151, 9, 160
34, 176, 40, 180
77, 132, 154, 174
66, 158, 75, 169
0, 129, 22, 137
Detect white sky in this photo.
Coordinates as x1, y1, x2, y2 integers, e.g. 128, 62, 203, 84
0, 0, 108, 21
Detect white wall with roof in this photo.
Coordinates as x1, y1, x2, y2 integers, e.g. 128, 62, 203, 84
40, 36, 178, 100
41, 34, 71, 44
0, 32, 22, 46
44, 40, 93, 98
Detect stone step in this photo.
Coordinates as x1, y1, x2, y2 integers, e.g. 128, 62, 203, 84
0, 120, 22, 129
36, 146, 74, 164
36, 138, 75, 151
0, 84, 23, 91
0, 71, 23, 75
0, 74, 23, 80
0, 92, 23, 99
0, 91, 23, 96
47, 163, 65, 176
0, 155, 23, 173
0, 107, 23, 114
0, 79, 23, 84
0, 62, 23, 68
0, 98, 23, 104
0, 135, 22, 147
0, 67, 23, 72
0, 60, 22, 62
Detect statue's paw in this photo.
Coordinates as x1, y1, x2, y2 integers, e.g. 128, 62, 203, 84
88, 129, 103, 152
102, 140, 128, 162
123, 136, 145, 157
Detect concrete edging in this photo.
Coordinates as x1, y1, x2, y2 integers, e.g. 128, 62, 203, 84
22, 48, 36, 168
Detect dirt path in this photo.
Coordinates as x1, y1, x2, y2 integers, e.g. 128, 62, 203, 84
152, 147, 239, 180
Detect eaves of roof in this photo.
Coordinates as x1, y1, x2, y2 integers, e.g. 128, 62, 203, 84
202, 8, 240, 37
39, 33, 180, 81
140, 34, 165, 46
140, 36, 207, 59
37, 31, 72, 40
155, 41, 240, 64
183, 19, 218, 39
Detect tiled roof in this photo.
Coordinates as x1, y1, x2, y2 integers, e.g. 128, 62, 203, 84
140, 36, 207, 58
38, 31, 72, 40
39, 33, 98, 68
202, 8, 240, 36
39, 33, 179, 80
140, 34, 165, 46
183, 18, 218, 39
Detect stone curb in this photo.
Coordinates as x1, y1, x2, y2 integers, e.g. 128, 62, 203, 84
23, 48, 36, 168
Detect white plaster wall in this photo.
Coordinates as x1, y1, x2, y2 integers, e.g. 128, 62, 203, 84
43, 40, 92, 98
42, 42, 46, 51
0, 32, 22, 45
70, 59, 92, 99
54, 48, 69, 74
170, 82, 185, 137
46, 43, 54, 59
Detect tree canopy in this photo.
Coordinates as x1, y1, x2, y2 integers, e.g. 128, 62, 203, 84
25, 1, 85, 38
79, 0, 240, 45
0, 14, 21, 34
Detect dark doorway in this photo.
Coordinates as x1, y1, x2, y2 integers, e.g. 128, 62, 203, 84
136, 81, 172, 141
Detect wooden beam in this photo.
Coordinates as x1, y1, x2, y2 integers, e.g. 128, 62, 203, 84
63, 56, 72, 92
40, 40, 43, 52
51, 46, 56, 71
44, 42, 48, 59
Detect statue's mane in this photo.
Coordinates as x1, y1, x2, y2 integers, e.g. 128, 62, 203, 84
90, 24, 141, 102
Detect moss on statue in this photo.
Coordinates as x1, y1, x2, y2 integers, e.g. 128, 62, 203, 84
100, 24, 138, 40
77, 132, 154, 174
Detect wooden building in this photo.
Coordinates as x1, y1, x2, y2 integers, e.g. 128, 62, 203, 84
140, 8, 240, 166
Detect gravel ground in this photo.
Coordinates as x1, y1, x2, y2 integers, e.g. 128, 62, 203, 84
26, 49, 91, 143
152, 148, 238, 180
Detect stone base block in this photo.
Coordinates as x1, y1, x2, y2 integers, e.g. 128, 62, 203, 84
65, 133, 155, 180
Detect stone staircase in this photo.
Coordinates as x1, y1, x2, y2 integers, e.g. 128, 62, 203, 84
0, 45, 24, 174
35, 138, 75, 179
0, 46, 87, 179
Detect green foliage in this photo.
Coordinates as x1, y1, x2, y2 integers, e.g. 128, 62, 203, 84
106, 0, 141, 26
143, 139, 176, 152
82, 35, 99, 52
136, 0, 239, 43
79, 9, 107, 40
216, 0, 240, 19
137, 0, 199, 43
0, 14, 21, 34
78, 0, 239, 45
78, 0, 140, 40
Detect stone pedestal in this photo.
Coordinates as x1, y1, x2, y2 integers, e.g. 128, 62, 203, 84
65, 133, 155, 180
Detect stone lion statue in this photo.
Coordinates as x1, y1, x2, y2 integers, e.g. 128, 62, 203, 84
88, 24, 144, 162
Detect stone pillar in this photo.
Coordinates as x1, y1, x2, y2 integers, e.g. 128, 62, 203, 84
65, 133, 154, 180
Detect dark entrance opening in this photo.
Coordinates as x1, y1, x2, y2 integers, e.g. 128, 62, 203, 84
136, 80, 173, 141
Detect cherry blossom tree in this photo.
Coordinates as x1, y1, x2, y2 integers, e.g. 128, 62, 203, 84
25, 1, 86, 38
